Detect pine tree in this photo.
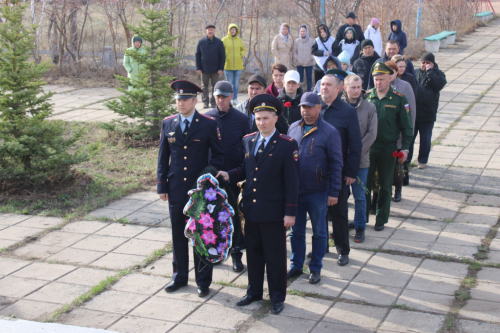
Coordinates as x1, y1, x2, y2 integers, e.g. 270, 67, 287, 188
0, 0, 87, 181
105, 0, 179, 140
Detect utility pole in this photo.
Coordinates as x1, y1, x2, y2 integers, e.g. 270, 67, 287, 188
321, 0, 325, 23
416, 0, 422, 38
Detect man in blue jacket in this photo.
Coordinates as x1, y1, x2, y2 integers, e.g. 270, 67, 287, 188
287, 92, 343, 284
196, 24, 225, 108
205, 81, 250, 273
320, 70, 362, 266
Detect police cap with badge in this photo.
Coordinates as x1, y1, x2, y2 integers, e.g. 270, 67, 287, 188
325, 68, 349, 81
371, 62, 394, 76
170, 80, 202, 99
249, 94, 283, 116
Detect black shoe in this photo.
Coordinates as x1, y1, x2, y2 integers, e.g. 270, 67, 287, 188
370, 193, 378, 215
354, 228, 365, 243
287, 267, 303, 279
236, 294, 263, 307
337, 254, 349, 266
164, 280, 187, 293
271, 302, 284, 315
374, 223, 385, 231
393, 186, 402, 202
306, 251, 312, 259
197, 287, 209, 297
232, 258, 244, 272
403, 164, 409, 186
325, 246, 330, 254
309, 271, 321, 284
348, 221, 355, 230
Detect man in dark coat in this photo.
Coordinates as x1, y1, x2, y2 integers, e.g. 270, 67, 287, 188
217, 94, 300, 315
352, 39, 382, 91
408, 52, 447, 169
380, 40, 415, 78
196, 24, 225, 108
235, 74, 289, 134
205, 81, 249, 273
334, 11, 365, 50
320, 72, 362, 266
157, 80, 225, 297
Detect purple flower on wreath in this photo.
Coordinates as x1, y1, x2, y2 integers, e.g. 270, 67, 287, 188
204, 188, 217, 201
220, 227, 228, 239
216, 242, 225, 254
187, 219, 196, 233
199, 213, 214, 229
218, 210, 230, 223
201, 229, 217, 245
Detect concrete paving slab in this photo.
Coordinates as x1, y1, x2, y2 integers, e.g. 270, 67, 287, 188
0, 300, 61, 321
71, 235, 129, 252
129, 296, 199, 322
406, 273, 461, 296
322, 302, 387, 331
382, 239, 433, 255
248, 315, 317, 333
25, 282, 89, 304
454, 213, 498, 226
321, 249, 372, 281
484, 250, 500, 264
15, 216, 64, 229
133, 227, 172, 243
87, 208, 133, 220
460, 299, 500, 322
442, 222, 490, 236
288, 276, 348, 298
57, 268, 115, 287
90, 253, 146, 270
183, 303, 252, 331
354, 266, 413, 288
35, 231, 87, 248
458, 320, 500, 333
435, 232, 483, 247
94, 223, 149, 238
366, 253, 421, 272
0, 317, 117, 333
12, 244, 65, 260
429, 242, 478, 259
0, 226, 44, 241
83, 290, 149, 315
341, 282, 400, 306
206, 286, 260, 309
155, 283, 221, 304
0, 276, 47, 298
47, 248, 106, 266
12, 262, 77, 281
107, 316, 176, 333
112, 239, 166, 256
378, 309, 445, 333
398, 219, 446, 232
110, 273, 168, 295
59, 221, 109, 234
470, 282, 500, 303
0, 258, 32, 276
277, 294, 332, 321
58, 308, 122, 329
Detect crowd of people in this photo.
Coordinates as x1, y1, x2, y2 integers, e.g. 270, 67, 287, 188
153, 11, 447, 316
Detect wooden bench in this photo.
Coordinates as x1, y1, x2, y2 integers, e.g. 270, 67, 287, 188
476, 11, 494, 23
424, 31, 456, 53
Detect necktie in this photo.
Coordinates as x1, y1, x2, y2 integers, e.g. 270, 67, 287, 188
255, 138, 265, 162
183, 119, 190, 135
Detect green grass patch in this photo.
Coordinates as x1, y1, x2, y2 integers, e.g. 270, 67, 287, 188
455, 288, 470, 302
138, 245, 171, 269
0, 121, 157, 219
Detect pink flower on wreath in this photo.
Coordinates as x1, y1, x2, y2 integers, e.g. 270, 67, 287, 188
198, 213, 214, 229
201, 229, 217, 245
187, 219, 196, 233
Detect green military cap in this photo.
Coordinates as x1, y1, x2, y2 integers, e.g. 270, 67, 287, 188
371, 62, 394, 76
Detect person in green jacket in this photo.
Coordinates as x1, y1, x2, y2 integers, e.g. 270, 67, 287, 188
221, 24, 246, 104
365, 62, 413, 231
123, 36, 147, 91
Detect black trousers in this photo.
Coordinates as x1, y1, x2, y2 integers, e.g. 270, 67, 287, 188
327, 181, 350, 255
314, 70, 325, 84
229, 182, 245, 260
245, 220, 287, 303
169, 201, 213, 288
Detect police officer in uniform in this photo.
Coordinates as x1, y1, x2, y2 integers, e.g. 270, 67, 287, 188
157, 80, 225, 297
217, 94, 300, 315
365, 63, 413, 231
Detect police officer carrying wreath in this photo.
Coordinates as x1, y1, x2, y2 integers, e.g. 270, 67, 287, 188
217, 94, 300, 315
157, 80, 225, 297
365, 63, 413, 230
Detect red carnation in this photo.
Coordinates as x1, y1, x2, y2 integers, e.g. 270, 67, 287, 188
398, 151, 405, 159
392, 151, 398, 158
284, 102, 292, 107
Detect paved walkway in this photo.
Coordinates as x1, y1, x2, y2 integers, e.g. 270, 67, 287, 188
2, 20, 500, 333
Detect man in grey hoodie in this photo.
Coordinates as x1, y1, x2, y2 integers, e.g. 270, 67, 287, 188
342, 74, 377, 243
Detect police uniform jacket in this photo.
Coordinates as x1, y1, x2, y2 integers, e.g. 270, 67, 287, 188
367, 88, 413, 151
157, 111, 225, 203
235, 98, 289, 134
205, 107, 250, 171
228, 131, 300, 222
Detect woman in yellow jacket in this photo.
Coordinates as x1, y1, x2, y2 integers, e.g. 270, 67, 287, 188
222, 23, 246, 103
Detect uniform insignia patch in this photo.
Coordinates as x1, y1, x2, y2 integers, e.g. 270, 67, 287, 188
168, 137, 176, 143
393, 90, 404, 97
385, 104, 397, 109
168, 132, 175, 136
404, 104, 410, 113
245, 152, 249, 158
243, 131, 258, 138
200, 114, 215, 121
217, 127, 221, 140
293, 150, 299, 161
196, 118, 199, 122
279, 134, 294, 142
164, 114, 176, 120
179, 89, 183, 93
261, 102, 266, 106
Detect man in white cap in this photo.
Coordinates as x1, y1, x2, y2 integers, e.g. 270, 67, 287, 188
278, 70, 304, 125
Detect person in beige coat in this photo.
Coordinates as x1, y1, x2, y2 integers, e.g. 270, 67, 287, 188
293, 25, 315, 91
272, 23, 294, 71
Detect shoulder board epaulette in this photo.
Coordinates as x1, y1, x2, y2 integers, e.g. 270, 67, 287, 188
163, 114, 177, 121
366, 89, 373, 94
200, 114, 216, 121
393, 90, 404, 97
243, 131, 258, 138
279, 134, 295, 142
